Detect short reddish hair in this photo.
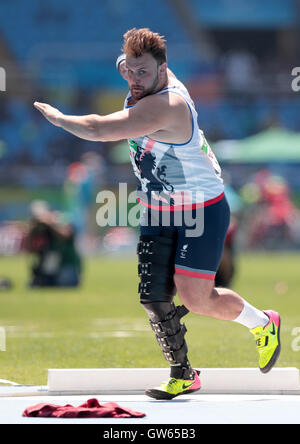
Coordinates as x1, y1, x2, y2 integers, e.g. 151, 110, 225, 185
122, 28, 167, 65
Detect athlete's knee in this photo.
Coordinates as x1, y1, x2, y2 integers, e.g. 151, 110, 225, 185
174, 273, 214, 299
174, 273, 215, 314
137, 228, 178, 305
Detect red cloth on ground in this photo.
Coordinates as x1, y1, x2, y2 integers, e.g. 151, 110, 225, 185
22, 398, 146, 418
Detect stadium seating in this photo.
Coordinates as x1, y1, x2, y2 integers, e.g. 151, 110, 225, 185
0, 0, 299, 167
0, 0, 193, 88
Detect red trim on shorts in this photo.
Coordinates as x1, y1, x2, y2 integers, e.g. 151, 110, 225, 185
137, 191, 225, 211
175, 267, 216, 280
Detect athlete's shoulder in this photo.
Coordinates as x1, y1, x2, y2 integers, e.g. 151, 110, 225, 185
135, 93, 187, 130
134, 90, 172, 112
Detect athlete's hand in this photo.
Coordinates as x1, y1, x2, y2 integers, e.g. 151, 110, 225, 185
33, 102, 63, 127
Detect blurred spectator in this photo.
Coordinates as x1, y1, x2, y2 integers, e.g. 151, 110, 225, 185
63, 152, 104, 240
241, 171, 300, 249
26, 200, 82, 287
221, 46, 259, 97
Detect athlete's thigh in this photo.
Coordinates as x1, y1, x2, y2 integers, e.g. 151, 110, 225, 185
174, 197, 230, 281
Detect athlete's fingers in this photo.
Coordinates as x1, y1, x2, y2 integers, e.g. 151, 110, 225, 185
33, 102, 63, 127
33, 104, 46, 116
34, 102, 55, 115
34, 102, 57, 113
34, 101, 50, 106
34, 101, 44, 108
34, 102, 50, 111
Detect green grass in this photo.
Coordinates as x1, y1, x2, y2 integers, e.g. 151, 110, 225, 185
0, 252, 299, 385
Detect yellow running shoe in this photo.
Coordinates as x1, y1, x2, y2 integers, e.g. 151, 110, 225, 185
145, 370, 201, 400
250, 310, 281, 373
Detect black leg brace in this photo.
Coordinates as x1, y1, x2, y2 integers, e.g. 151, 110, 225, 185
143, 301, 194, 379
137, 229, 193, 379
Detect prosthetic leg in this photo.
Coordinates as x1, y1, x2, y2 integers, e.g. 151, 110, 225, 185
137, 228, 194, 380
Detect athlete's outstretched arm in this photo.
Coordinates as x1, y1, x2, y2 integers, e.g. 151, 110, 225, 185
34, 95, 171, 142
34, 102, 101, 140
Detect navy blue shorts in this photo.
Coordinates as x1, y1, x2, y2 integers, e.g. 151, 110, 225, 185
140, 196, 230, 281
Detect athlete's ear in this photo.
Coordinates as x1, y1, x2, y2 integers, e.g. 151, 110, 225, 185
159, 62, 167, 77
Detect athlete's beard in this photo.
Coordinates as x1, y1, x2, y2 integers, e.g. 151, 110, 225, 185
131, 71, 161, 100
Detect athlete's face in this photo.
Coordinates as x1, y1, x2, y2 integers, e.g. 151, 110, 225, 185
126, 53, 167, 100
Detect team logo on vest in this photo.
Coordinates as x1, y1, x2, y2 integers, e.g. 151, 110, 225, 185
130, 142, 175, 205
180, 244, 189, 259
128, 139, 138, 152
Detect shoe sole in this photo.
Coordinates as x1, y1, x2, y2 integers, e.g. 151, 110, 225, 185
260, 315, 281, 374
145, 387, 201, 400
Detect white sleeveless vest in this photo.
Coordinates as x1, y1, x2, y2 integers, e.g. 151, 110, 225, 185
124, 77, 224, 210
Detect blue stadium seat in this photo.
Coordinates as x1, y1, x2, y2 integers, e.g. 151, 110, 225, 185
0, 0, 194, 88
0, 0, 299, 165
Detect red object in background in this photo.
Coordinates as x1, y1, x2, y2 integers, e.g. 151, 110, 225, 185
22, 398, 146, 418
224, 220, 238, 246
0, 222, 26, 255
67, 162, 88, 183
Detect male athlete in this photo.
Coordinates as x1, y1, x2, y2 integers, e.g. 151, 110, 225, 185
34, 28, 281, 400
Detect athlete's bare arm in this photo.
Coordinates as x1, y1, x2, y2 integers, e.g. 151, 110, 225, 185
34, 96, 169, 141
34, 90, 191, 144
